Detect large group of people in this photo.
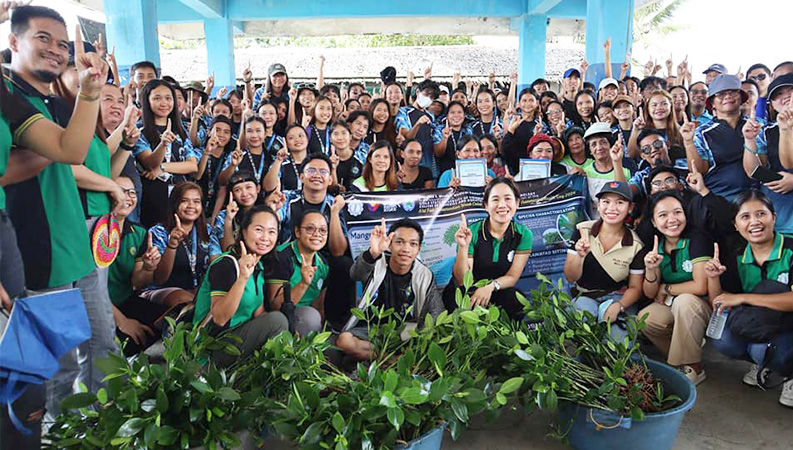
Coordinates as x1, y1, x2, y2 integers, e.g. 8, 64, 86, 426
1, 4, 792, 448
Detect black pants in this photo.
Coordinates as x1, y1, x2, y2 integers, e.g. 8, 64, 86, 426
140, 177, 169, 229
116, 295, 170, 356
323, 255, 356, 331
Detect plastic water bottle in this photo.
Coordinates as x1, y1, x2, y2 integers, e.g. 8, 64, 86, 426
706, 308, 729, 340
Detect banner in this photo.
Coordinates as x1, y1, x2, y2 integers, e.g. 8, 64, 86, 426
344, 175, 590, 292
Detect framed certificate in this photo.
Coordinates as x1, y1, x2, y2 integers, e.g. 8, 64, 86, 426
519, 159, 551, 181
455, 158, 487, 187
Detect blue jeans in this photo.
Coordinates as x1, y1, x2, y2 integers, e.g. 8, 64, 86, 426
40, 218, 118, 422
573, 293, 639, 343
711, 326, 793, 376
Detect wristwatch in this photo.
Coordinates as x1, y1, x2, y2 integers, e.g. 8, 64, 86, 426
492, 280, 501, 291
664, 283, 672, 295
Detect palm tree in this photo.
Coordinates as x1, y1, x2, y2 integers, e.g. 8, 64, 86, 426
633, 0, 689, 53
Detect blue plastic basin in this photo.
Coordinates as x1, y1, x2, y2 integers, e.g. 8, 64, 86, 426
560, 358, 697, 450
395, 423, 446, 450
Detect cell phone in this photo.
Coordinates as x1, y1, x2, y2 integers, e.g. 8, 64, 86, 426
750, 165, 783, 183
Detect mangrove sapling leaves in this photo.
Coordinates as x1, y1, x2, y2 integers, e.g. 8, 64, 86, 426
428, 342, 447, 376
463, 271, 474, 290
59, 392, 96, 411
499, 377, 524, 395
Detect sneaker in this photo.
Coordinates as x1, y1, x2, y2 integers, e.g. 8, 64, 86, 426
742, 364, 770, 387
680, 365, 706, 386
780, 379, 793, 408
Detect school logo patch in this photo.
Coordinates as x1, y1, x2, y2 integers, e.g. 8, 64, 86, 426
347, 200, 364, 217
402, 201, 415, 212
507, 250, 515, 262
778, 272, 789, 285
129, 246, 137, 256
351, 166, 361, 176
682, 260, 693, 273
317, 278, 324, 290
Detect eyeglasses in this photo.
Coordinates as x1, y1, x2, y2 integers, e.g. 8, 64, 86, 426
650, 176, 679, 189
547, 109, 563, 116
715, 90, 741, 99
301, 225, 328, 236
640, 139, 666, 155
122, 188, 137, 198
749, 73, 768, 82
690, 89, 708, 96
304, 167, 330, 176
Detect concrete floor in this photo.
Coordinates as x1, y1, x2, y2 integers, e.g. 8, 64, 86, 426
443, 346, 793, 450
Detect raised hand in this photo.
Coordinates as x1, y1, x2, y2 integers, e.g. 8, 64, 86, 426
92, 32, 106, 59
504, 165, 514, 181
265, 187, 286, 212
492, 120, 503, 138
742, 116, 762, 141
777, 109, 793, 132
206, 71, 215, 93
644, 235, 663, 271
454, 214, 472, 248
610, 138, 624, 164
330, 194, 345, 215
580, 59, 589, 75
141, 232, 161, 271
217, 86, 228, 100
633, 108, 646, 131
396, 162, 407, 182
424, 62, 433, 80
329, 146, 340, 170
122, 124, 141, 148
74, 25, 109, 95
369, 217, 393, 258
238, 242, 260, 280
169, 214, 186, 246
533, 120, 544, 136
680, 113, 696, 142
242, 61, 253, 83
488, 71, 496, 85
276, 147, 289, 162
226, 190, 240, 221
192, 97, 205, 119
603, 38, 611, 54
230, 147, 244, 167
665, 53, 673, 75
0, 1, 31, 24
159, 118, 177, 147
685, 162, 709, 196
109, 181, 127, 216
644, 59, 655, 76
704, 243, 727, 279
299, 252, 317, 285
574, 228, 591, 258
416, 115, 431, 126
448, 168, 461, 189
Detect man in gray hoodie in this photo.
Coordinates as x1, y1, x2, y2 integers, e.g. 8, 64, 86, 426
337, 218, 443, 360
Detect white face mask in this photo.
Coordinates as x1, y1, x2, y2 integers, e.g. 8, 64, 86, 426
416, 94, 432, 109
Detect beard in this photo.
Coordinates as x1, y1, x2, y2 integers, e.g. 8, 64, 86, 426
34, 69, 58, 83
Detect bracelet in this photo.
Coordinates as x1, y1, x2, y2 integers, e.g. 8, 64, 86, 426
743, 145, 757, 155
645, 275, 658, 283
167, 243, 179, 250
664, 283, 672, 295
119, 142, 135, 151
77, 91, 100, 102
617, 301, 625, 313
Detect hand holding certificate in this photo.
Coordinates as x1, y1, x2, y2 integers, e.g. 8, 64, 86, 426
519, 159, 551, 181
456, 158, 488, 187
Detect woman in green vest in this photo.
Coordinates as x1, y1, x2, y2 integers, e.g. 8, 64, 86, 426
193, 205, 290, 366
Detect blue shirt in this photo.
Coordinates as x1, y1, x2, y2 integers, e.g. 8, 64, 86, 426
693, 117, 755, 201
691, 110, 714, 127
276, 190, 347, 244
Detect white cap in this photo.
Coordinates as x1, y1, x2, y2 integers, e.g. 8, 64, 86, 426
439, 85, 450, 94
583, 122, 614, 140
598, 77, 619, 91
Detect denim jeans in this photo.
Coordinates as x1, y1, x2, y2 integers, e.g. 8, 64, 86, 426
711, 326, 793, 376
573, 293, 639, 343
41, 218, 118, 422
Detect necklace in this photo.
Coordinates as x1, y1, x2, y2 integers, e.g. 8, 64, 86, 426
181, 227, 198, 289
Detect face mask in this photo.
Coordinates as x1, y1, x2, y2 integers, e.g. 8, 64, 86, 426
416, 94, 432, 109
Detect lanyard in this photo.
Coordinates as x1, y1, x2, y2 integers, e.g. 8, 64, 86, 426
246, 149, 266, 181
449, 128, 461, 151
265, 133, 277, 152
313, 126, 329, 155
285, 155, 302, 190
478, 121, 493, 135
181, 227, 198, 289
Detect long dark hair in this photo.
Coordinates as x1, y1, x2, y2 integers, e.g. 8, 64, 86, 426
141, 79, 187, 148
644, 190, 687, 243
368, 98, 397, 145
165, 181, 209, 242
571, 90, 596, 126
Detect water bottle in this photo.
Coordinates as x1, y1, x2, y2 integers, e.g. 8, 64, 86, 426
706, 308, 729, 340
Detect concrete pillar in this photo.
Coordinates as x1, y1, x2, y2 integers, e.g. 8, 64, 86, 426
203, 19, 236, 95
103, 0, 160, 84
585, 0, 634, 85
517, 13, 547, 96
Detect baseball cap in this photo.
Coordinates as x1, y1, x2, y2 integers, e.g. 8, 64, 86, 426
612, 95, 633, 108
706, 74, 748, 110
583, 122, 614, 141
564, 68, 581, 79
184, 81, 206, 92
596, 180, 632, 202
598, 77, 619, 91
380, 66, 397, 84
563, 126, 585, 144
703, 63, 727, 75
268, 63, 287, 77
439, 85, 450, 95
767, 73, 793, 101
229, 171, 258, 190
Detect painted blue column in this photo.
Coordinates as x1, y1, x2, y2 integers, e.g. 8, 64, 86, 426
204, 19, 236, 95
103, 0, 160, 84
517, 13, 547, 96
585, 0, 634, 85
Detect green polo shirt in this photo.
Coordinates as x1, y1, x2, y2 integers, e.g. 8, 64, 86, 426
0, 106, 45, 210
658, 232, 711, 285
81, 135, 112, 217
193, 252, 291, 331
560, 155, 593, 172
107, 222, 148, 306
737, 233, 793, 292
277, 240, 329, 307
4, 76, 94, 288
466, 219, 533, 282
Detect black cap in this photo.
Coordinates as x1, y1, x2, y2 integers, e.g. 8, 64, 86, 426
596, 180, 632, 202
380, 66, 397, 84
228, 171, 258, 189
767, 73, 793, 101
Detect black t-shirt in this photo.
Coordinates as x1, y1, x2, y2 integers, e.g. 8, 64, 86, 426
237, 150, 269, 182
400, 166, 434, 190
336, 156, 364, 190
375, 261, 415, 320
279, 157, 305, 192
307, 125, 331, 155
364, 129, 384, 145
437, 129, 466, 174
563, 98, 577, 120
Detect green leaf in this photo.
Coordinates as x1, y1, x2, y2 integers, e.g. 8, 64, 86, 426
379, 391, 396, 408
116, 417, 146, 438
332, 412, 345, 434
516, 330, 529, 345
144, 422, 160, 448
96, 388, 107, 405
397, 349, 415, 375
351, 308, 365, 320
460, 310, 479, 324
190, 380, 212, 394
450, 398, 469, 422
499, 377, 524, 395
384, 370, 398, 392
546, 390, 558, 410
514, 349, 533, 361
496, 392, 507, 405
313, 331, 332, 345
399, 387, 428, 404
141, 399, 157, 412
94, 354, 128, 378
217, 387, 241, 401
156, 387, 169, 413
60, 392, 96, 411
463, 270, 474, 290
386, 407, 404, 430
427, 342, 446, 376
